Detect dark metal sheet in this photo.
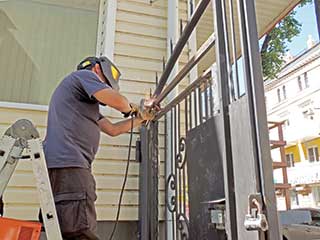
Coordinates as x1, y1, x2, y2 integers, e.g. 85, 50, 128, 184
186, 116, 226, 240
229, 97, 259, 240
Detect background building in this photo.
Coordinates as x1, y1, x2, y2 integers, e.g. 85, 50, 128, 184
266, 40, 320, 209
0, 0, 310, 238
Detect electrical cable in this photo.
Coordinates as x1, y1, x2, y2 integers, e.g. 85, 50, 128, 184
108, 116, 134, 240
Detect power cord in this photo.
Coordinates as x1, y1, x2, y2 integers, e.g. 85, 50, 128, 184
108, 116, 134, 240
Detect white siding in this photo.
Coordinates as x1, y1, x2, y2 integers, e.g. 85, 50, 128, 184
1, 0, 190, 221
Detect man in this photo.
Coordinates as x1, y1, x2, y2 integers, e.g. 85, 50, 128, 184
44, 56, 154, 240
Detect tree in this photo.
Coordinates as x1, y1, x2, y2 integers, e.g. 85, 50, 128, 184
261, 0, 312, 80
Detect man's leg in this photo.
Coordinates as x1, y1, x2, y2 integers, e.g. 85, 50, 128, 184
49, 168, 99, 240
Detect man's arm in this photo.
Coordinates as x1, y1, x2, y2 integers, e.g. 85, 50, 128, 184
98, 117, 144, 137
94, 88, 132, 113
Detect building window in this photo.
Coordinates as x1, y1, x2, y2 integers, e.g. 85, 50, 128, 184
277, 88, 281, 102
308, 146, 319, 162
304, 72, 309, 88
282, 85, 287, 100
286, 153, 295, 167
0, 1, 100, 105
298, 76, 303, 91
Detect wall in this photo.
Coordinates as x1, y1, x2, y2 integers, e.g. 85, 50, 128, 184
1, 0, 190, 222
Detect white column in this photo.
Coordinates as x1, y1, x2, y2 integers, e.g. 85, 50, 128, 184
298, 140, 306, 162
100, 0, 117, 60
166, 1, 179, 240
187, 0, 198, 83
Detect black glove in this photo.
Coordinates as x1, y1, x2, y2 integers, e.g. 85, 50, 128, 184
122, 103, 139, 118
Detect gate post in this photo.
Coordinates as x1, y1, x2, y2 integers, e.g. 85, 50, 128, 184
139, 122, 159, 240
212, 0, 238, 239
236, 0, 281, 239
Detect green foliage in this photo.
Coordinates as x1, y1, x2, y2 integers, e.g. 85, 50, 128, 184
261, 0, 312, 80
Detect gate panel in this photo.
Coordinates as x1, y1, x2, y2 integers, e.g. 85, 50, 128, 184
229, 97, 259, 240
186, 116, 225, 239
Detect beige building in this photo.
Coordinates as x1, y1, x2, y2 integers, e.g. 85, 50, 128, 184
0, 0, 307, 238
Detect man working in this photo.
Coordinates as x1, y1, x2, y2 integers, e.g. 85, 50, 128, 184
44, 56, 154, 240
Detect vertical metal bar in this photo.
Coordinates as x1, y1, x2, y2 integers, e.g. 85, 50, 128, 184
173, 106, 178, 239
204, 80, 209, 120
170, 109, 176, 240
139, 125, 149, 240
150, 121, 159, 240
177, 104, 182, 220
237, 0, 281, 238
164, 114, 168, 239
228, 0, 240, 99
184, 98, 188, 217
213, 0, 238, 238
185, 98, 189, 133
188, 95, 193, 130
221, 0, 235, 101
198, 87, 203, 124
193, 90, 198, 127
209, 77, 214, 117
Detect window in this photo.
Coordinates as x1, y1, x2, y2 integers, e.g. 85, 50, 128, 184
286, 153, 295, 167
0, 0, 100, 105
277, 89, 281, 102
282, 85, 287, 100
298, 76, 303, 91
308, 146, 319, 162
304, 72, 309, 88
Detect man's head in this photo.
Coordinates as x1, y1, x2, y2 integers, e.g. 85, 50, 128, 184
77, 56, 121, 91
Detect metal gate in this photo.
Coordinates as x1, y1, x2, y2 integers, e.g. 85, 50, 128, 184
139, 0, 281, 239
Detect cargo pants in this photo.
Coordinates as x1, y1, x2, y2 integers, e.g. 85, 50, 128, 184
48, 168, 99, 240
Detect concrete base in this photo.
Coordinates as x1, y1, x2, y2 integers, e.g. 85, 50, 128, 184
40, 221, 166, 240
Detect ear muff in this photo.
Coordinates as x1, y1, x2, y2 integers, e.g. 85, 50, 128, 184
77, 57, 99, 71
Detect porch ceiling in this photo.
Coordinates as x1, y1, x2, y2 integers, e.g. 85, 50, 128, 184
195, 0, 302, 73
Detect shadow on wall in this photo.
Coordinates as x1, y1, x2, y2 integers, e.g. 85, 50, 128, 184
0, 9, 39, 104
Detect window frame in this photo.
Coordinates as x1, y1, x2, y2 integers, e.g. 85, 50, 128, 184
0, 0, 115, 109
277, 88, 281, 102
282, 85, 287, 100
285, 152, 294, 167
298, 76, 303, 91
304, 72, 309, 88
308, 146, 319, 163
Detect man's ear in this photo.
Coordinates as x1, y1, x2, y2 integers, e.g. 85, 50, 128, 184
92, 63, 100, 74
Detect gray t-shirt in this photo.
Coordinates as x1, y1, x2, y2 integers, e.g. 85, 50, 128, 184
44, 70, 109, 169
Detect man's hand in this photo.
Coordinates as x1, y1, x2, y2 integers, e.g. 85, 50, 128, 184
122, 98, 160, 121
138, 98, 160, 122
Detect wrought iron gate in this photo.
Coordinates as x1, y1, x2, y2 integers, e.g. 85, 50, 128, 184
139, 0, 281, 239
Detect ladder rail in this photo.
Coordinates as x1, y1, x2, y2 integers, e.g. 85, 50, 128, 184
0, 135, 22, 197
0, 119, 63, 240
28, 139, 62, 240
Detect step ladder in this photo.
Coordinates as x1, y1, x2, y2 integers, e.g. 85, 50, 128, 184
0, 119, 62, 240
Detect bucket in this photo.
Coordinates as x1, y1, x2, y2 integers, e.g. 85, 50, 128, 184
0, 217, 41, 240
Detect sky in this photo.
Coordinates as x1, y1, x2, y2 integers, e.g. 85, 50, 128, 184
287, 1, 319, 55
236, 2, 319, 95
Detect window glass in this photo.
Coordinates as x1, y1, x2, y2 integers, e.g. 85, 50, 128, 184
308, 146, 319, 162
277, 88, 281, 102
285, 153, 294, 167
282, 85, 286, 100
298, 76, 302, 91
0, 0, 100, 105
304, 72, 309, 88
